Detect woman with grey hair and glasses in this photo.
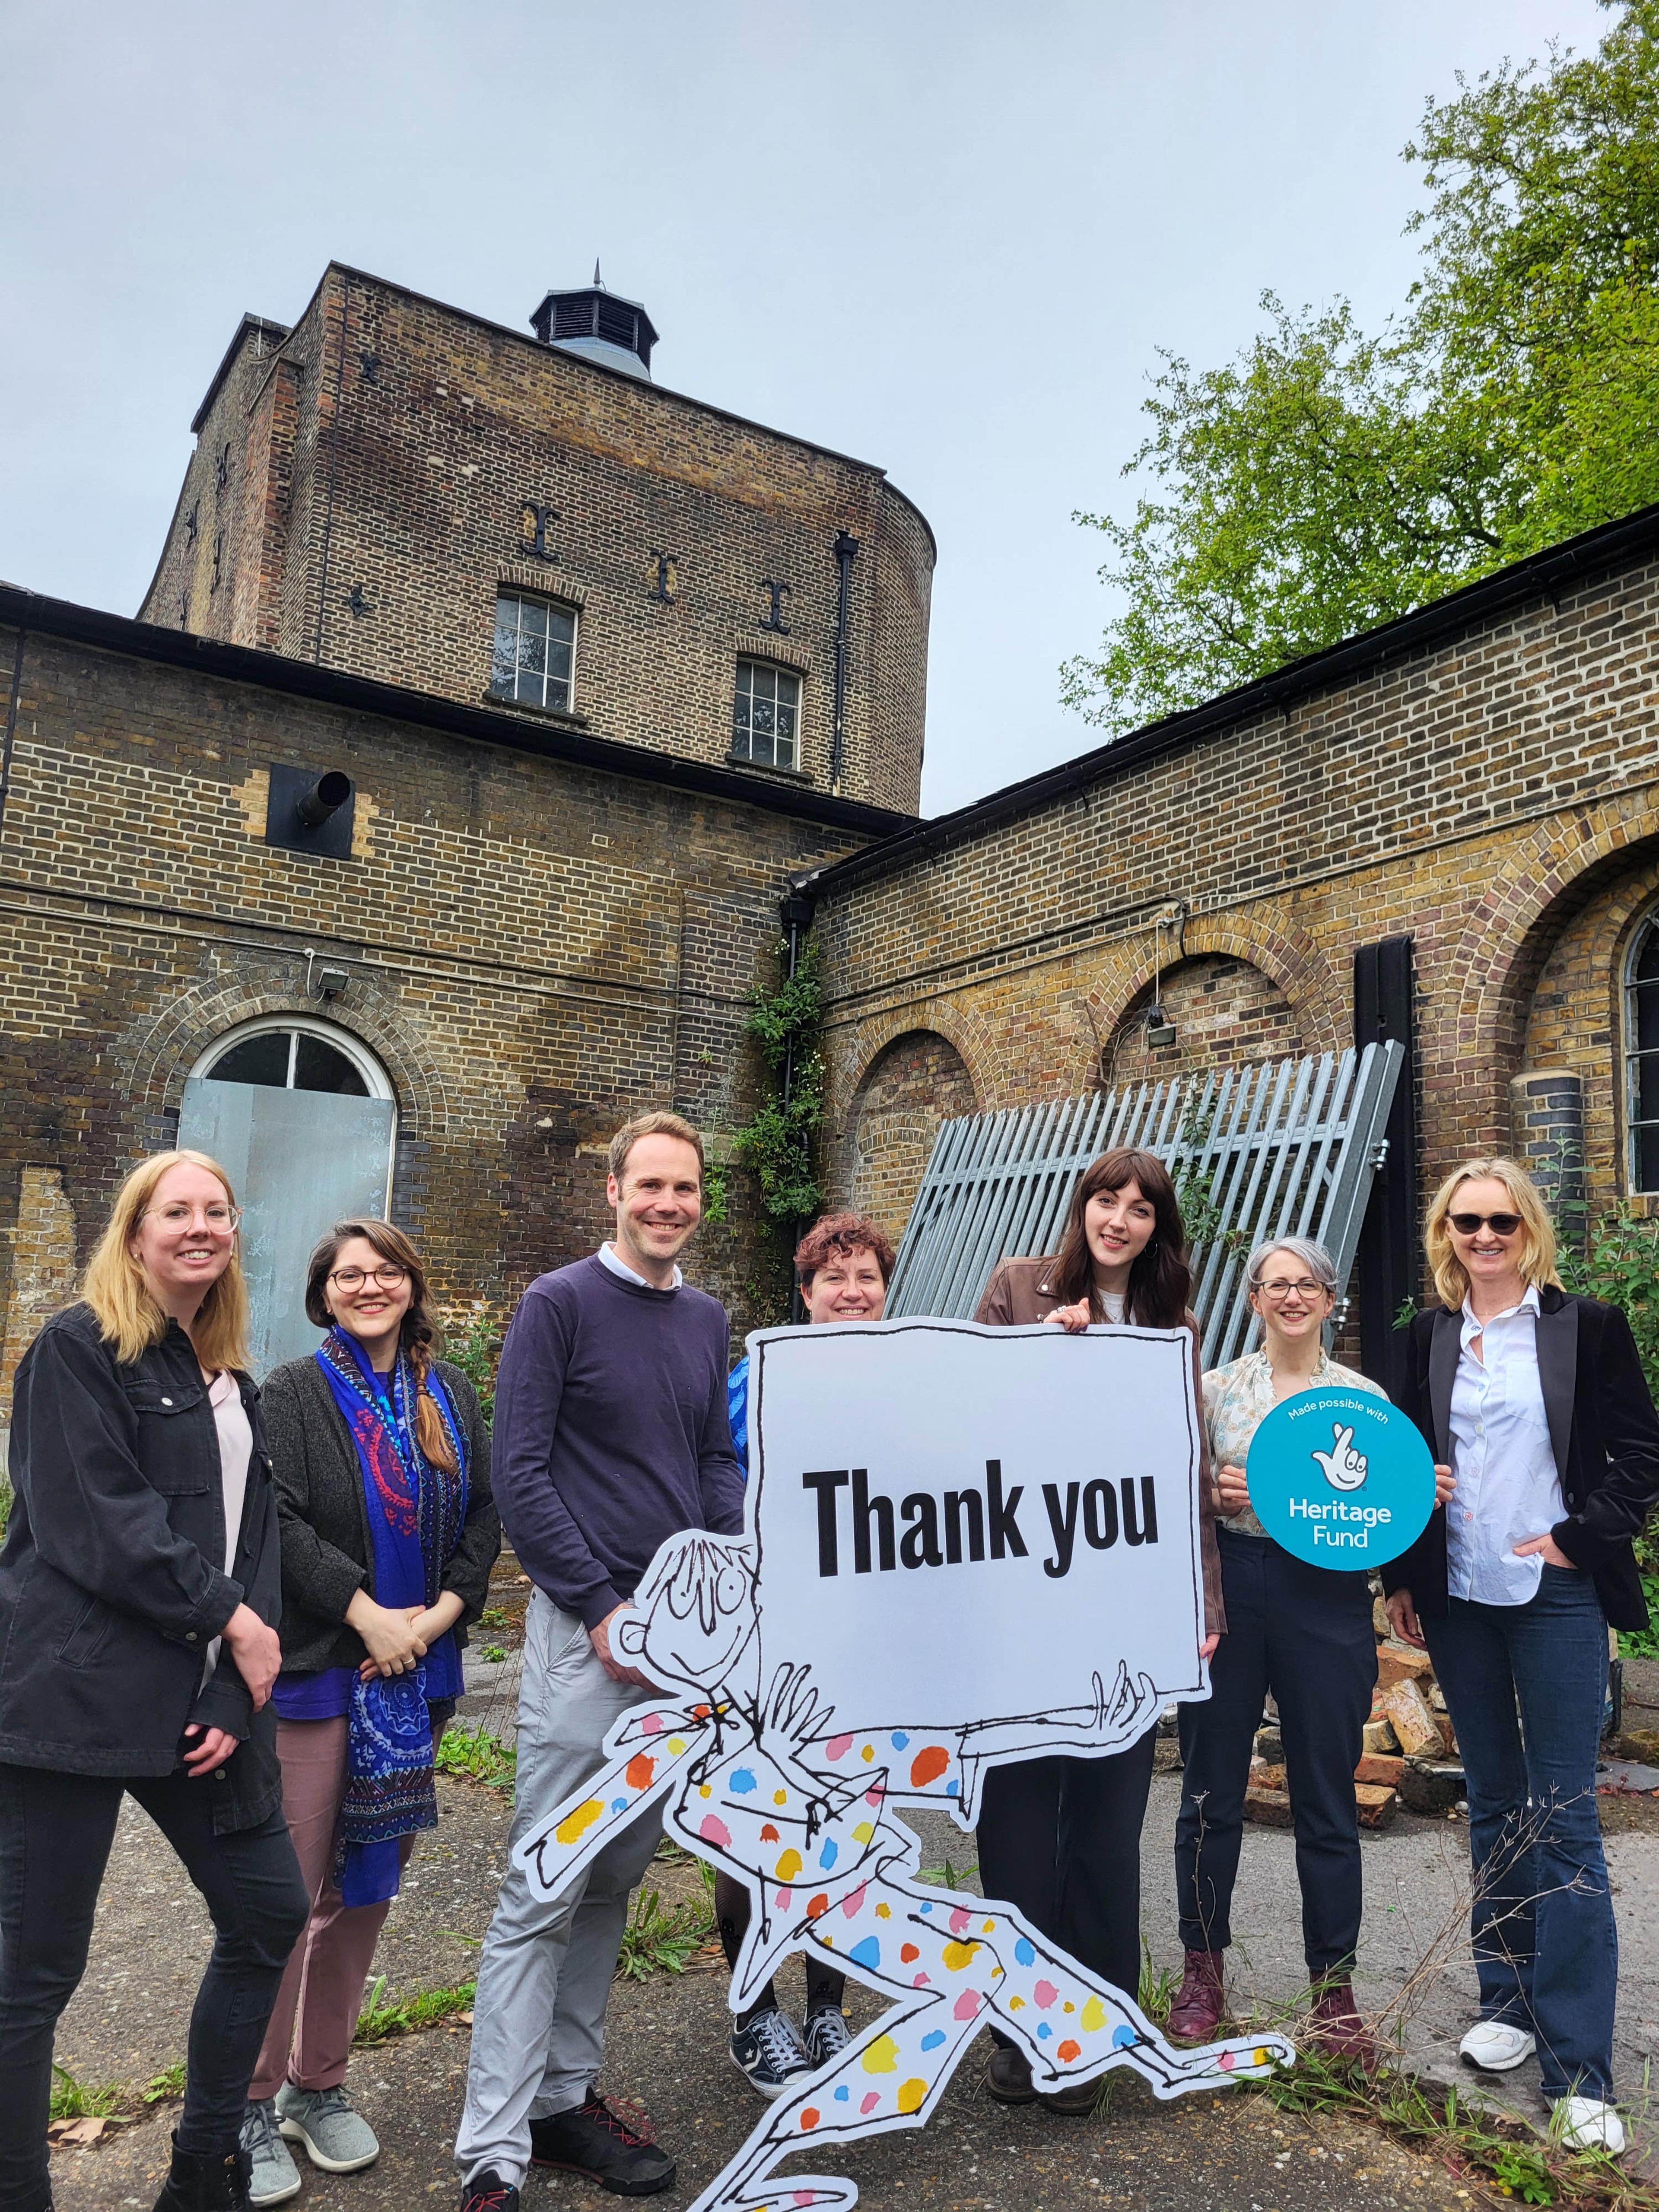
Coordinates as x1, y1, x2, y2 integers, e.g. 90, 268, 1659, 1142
1166, 1236, 1455, 2064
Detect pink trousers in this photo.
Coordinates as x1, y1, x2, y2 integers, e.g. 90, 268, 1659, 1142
250, 1715, 415, 2099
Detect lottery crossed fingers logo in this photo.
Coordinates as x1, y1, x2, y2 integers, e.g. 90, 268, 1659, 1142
1311, 1421, 1368, 1491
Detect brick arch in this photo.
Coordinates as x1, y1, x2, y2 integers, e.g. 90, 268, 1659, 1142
837, 1025, 977, 1241
826, 998, 998, 1134
1432, 793, 1659, 1172
1080, 907, 1348, 1062
117, 966, 451, 1142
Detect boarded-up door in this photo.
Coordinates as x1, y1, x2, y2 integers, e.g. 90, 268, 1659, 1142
177, 1078, 396, 1375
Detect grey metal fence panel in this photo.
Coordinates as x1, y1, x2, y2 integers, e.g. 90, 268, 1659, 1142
885, 1042, 1404, 1355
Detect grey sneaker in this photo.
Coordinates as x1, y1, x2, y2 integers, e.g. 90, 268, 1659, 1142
276, 2081, 381, 2173
240, 2098, 302, 2207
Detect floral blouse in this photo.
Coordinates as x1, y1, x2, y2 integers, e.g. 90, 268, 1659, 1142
1201, 1348, 1386, 1540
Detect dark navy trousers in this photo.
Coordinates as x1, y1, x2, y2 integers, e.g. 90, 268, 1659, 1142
1175, 1529, 1376, 1979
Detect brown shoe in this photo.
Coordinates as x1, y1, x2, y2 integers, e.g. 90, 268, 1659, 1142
1167, 1948, 1226, 2044
1037, 2076, 1101, 2117
984, 2044, 1036, 2104
1306, 1982, 1375, 2069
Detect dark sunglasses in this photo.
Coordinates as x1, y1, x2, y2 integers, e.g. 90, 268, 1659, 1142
1448, 1211, 1522, 1237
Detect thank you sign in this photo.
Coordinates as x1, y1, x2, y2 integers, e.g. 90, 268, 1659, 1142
1244, 1386, 1435, 1567
748, 1318, 1209, 1733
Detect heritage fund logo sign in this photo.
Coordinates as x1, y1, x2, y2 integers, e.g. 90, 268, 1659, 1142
751, 1319, 1211, 1745
1245, 1386, 1436, 1568
512, 1318, 1290, 2212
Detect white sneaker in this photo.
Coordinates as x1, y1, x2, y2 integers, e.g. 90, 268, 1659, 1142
1554, 2096, 1627, 2157
1459, 2020, 1536, 2072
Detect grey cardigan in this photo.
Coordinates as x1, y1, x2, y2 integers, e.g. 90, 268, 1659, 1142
263, 1351, 500, 1677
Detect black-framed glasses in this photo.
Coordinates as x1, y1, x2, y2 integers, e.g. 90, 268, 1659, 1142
327, 1263, 409, 1291
1448, 1211, 1522, 1237
1252, 1278, 1328, 1303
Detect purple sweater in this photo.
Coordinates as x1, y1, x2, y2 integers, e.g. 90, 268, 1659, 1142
491, 1254, 744, 1629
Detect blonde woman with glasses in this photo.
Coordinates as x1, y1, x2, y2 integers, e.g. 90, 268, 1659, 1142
1384, 1158, 1659, 2156
0, 1151, 308, 2212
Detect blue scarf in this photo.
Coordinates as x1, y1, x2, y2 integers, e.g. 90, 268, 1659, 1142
315, 1329, 469, 1907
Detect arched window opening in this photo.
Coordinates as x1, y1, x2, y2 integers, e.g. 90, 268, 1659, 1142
191, 1016, 393, 1101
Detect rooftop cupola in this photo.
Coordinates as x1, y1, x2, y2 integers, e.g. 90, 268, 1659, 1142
529, 263, 657, 380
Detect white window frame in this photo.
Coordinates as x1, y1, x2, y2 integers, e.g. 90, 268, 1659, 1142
731, 657, 803, 772
490, 590, 578, 715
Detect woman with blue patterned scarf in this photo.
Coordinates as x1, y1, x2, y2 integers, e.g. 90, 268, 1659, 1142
242, 1221, 499, 2206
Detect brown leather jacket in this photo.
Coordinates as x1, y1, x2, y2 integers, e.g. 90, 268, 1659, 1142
975, 1255, 1226, 1637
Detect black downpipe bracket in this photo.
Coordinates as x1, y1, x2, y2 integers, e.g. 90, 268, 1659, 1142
830, 532, 859, 795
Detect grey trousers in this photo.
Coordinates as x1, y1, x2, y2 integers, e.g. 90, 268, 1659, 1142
455, 1589, 663, 2189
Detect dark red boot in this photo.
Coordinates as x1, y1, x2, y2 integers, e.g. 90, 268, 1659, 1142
1167, 1948, 1226, 2043
1306, 1981, 1375, 2069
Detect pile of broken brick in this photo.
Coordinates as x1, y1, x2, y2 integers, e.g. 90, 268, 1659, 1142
1244, 1595, 1463, 1832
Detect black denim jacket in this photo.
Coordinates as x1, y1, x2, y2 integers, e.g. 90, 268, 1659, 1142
0, 1303, 283, 1830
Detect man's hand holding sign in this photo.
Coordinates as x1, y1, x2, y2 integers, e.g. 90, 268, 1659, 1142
514, 1319, 1292, 2212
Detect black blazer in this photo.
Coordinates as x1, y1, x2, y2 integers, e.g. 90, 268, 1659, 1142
0, 1304, 282, 1828
262, 1351, 499, 1677
1383, 1287, 1659, 1632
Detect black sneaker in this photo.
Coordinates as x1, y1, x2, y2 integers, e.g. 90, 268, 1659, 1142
802, 2006, 852, 2068
730, 2004, 813, 2097
528, 2093, 675, 2197
458, 2171, 519, 2212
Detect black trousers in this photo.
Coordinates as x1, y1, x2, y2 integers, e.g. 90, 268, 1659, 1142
975, 1728, 1157, 2042
1175, 1530, 1376, 1980
0, 1761, 308, 2212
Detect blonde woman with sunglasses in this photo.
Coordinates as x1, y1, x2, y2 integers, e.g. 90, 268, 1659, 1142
1384, 1158, 1659, 2156
0, 1152, 308, 2212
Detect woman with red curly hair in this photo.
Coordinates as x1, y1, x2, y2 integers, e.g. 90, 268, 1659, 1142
718, 1211, 896, 2100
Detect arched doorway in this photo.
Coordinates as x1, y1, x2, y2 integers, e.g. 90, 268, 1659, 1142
177, 1017, 398, 1373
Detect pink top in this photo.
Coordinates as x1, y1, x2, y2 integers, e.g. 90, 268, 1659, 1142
201, 1369, 252, 1686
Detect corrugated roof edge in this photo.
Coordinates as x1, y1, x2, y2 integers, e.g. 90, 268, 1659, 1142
0, 584, 918, 841
792, 498, 1659, 906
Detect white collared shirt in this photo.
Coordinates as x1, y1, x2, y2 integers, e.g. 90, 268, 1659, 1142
598, 1240, 682, 1291
1446, 1283, 1563, 1606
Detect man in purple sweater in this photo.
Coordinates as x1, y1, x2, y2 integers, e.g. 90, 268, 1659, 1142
457, 1112, 744, 2210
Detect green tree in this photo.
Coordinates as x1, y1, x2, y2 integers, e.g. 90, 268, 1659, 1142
1063, 2, 1659, 736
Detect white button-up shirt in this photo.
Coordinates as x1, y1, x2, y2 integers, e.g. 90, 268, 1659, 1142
1446, 1283, 1563, 1606
598, 1239, 682, 1291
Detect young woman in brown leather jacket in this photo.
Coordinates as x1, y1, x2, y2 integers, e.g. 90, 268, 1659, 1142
973, 1146, 1223, 2113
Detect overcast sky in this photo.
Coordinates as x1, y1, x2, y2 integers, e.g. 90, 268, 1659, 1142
4, 0, 1607, 814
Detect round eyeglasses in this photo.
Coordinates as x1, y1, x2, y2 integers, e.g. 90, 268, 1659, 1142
327, 1263, 409, 1292
144, 1202, 241, 1233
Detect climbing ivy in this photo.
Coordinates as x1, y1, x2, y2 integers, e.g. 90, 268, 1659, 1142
731, 935, 825, 1230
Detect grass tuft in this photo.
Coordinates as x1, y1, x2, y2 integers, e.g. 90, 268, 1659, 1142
615, 1885, 716, 1981
49, 2065, 120, 2121
354, 1974, 477, 2044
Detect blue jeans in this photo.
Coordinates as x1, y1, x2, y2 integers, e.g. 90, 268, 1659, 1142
1424, 1566, 1616, 2100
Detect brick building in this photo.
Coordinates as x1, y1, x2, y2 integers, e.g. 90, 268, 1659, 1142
8, 257, 1659, 1399
0, 264, 938, 1395
138, 264, 934, 816
805, 505, 1659, 1370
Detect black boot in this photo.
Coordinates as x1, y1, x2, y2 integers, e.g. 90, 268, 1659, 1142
152, 2131, 251, 2211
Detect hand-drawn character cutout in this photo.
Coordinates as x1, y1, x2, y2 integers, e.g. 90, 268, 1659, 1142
515, 1529, 1293, 2212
